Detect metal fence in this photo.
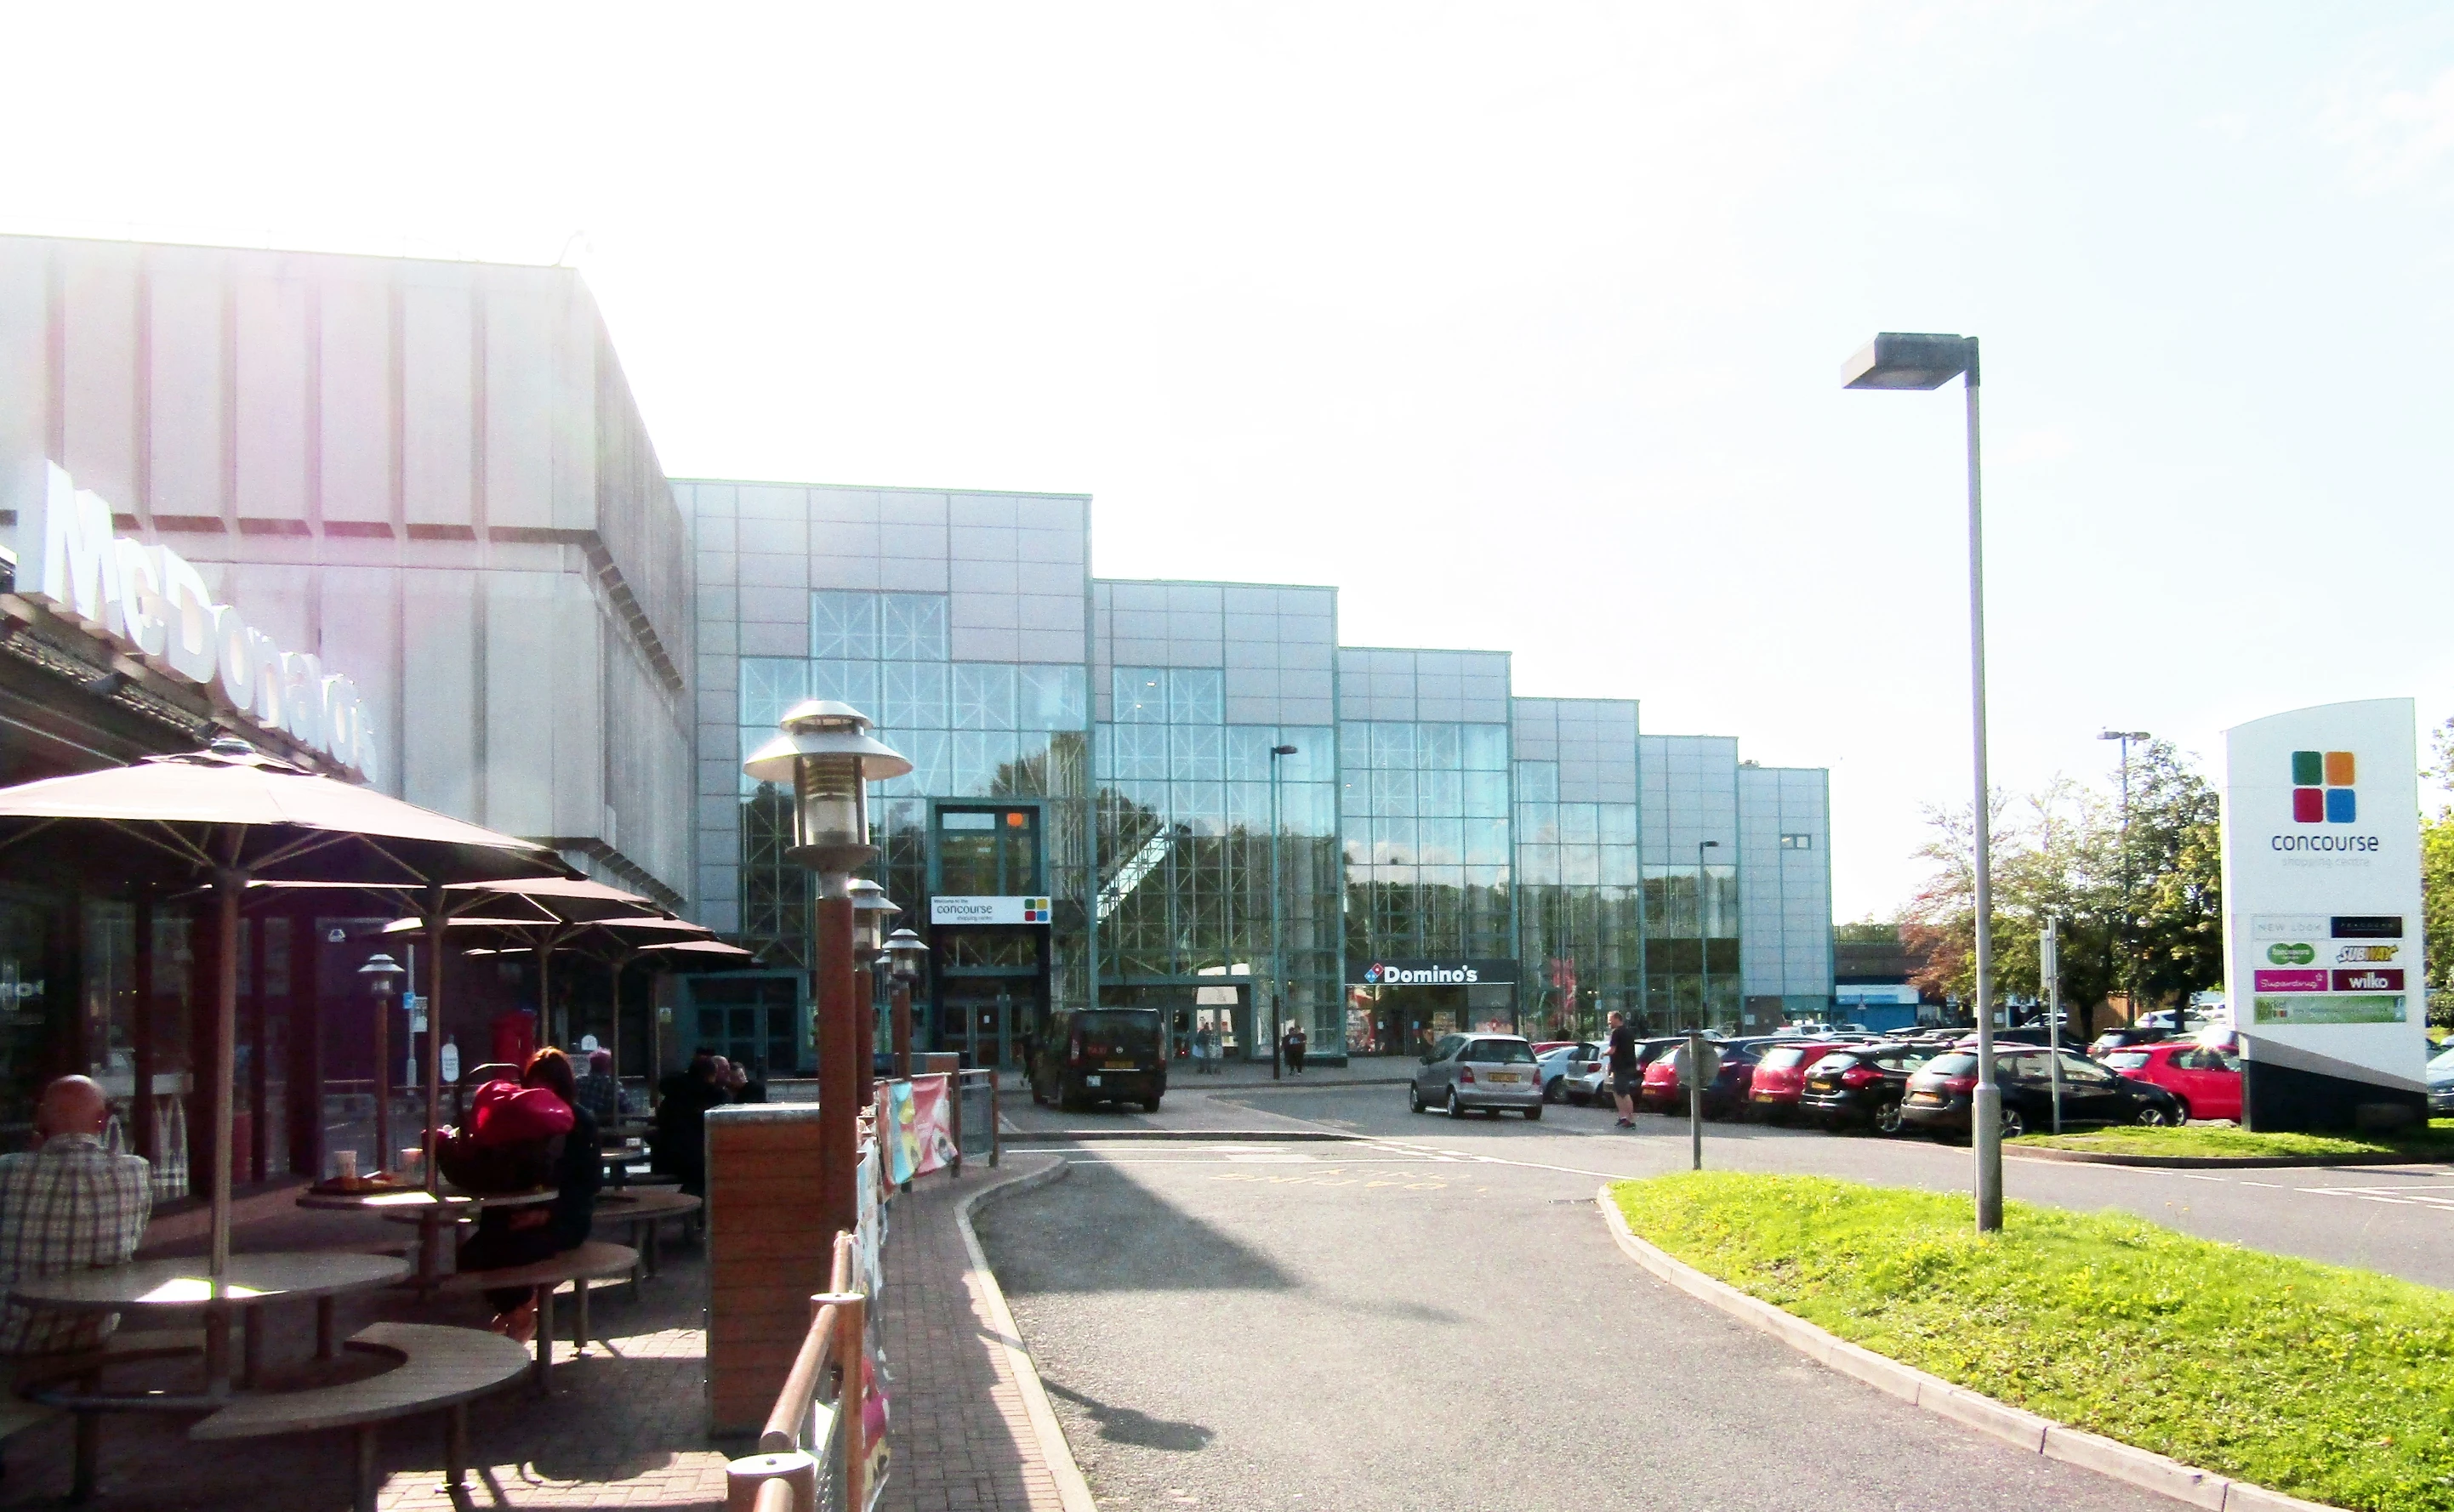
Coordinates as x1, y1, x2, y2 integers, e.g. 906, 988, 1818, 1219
952, 1068, 999, 1174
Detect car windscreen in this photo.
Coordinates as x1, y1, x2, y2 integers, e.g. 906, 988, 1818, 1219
1805, 1053, 1857, 1076
1469, 1039, 1535, 1064
1762, 1047, 1814, 1070
1073, 1013, 1159, 1056
2105, 1051, 2152, 1071
2430, 1045, 2454, 1075
1922, 1052, 1979, 1077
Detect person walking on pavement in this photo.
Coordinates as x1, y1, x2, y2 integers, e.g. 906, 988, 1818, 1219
1605, 1010, 1640, 1128
1192, 1023, 1218, 1074
1283, 1020, 1307, 1074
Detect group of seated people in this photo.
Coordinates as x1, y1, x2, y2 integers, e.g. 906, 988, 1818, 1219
646, 1050, 765, 1202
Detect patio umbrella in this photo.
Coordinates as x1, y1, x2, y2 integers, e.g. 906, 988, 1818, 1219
447, 915, 728, 1101
0, 739, 572, 1279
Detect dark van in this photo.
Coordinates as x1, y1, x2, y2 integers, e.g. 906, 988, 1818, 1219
1032, 1008, 1167, 1112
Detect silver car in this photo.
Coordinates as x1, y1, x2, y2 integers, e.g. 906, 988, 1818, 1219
1409, 1033, 1545, 1119
2429, 1044, 2454, 1116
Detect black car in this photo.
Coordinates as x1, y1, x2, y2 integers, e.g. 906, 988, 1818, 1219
1798, 1042, 1935, 1134
1900, 1047, 2181, 1138
1030, 1008, 1167, 1112
2088, 1027, 2169, 1057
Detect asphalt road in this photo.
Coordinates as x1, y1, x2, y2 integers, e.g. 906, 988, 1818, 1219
978, 1091, 2197, 1512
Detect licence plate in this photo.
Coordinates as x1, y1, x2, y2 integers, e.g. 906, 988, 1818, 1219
1490, 1072, 1520, 1083
1085, 1075, 1102, 1086
1908, 1091, 1940, 1105
1104, 1060, 1135, 1070
1808, 1079, 1836, 1092
1751, 1090, 1777, 1101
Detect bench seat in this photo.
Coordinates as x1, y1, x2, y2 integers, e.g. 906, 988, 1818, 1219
436, 1241, 636, 1393
594, 1191, 702, 1293
191, 1322, 526, 1512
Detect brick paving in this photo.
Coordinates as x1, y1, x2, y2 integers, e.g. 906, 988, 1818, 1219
0, 1161, 1077, 1512
877, 1156, 1073, 1512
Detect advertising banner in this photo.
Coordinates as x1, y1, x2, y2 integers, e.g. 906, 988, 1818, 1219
1347, 958, 1518, 986
885, 1072, 957, 1179
2221, 698, 2428, 1108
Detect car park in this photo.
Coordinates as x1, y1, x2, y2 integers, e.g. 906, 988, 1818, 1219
2099, 1041, 2241, 1123
1535, 1042, 1600, 1103
1409, 1033, 1546, 1118
1638, 1038, 1771, 1119
1569, 1036, 1682, 1106
1798, 1042, 1935, 1134
2088, 1026, 2169, 1057
1746, 1039, 1861, 1123
1899, 1046, 2182, 1138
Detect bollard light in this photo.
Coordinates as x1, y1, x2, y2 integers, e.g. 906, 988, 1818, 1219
848, 878, 899, 955
885, 927, 930, 983
742, 701, 911, 890
358, 952, 404, 996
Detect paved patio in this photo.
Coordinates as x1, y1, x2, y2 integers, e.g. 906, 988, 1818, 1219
0, 1160, 1077, 1512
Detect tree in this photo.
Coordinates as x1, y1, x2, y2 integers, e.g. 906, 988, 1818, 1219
2414, 718, 2454, 1013
2115, 741, 2223, 1009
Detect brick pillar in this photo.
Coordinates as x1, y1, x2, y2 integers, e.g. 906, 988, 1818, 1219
705, 1103, 833, 1435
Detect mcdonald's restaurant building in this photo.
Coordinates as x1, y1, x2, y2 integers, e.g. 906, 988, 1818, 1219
0, 230, 1834, 1189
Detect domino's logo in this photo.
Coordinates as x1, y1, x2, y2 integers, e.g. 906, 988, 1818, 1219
1363, 962, 1385, 985
2291, 750, 2355, 824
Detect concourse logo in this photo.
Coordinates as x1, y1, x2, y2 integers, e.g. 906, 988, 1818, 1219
2290, 749, 2356, 825
2266, 941, 2315, 965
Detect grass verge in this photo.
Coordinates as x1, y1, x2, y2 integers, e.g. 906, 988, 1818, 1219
1612, 1172, 2454, 1510
2008, 1123, 2454, 1161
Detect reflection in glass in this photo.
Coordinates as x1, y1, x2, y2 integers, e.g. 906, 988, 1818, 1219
953, 663, 1017, 730
811, 591, 880, 660
882, 661, 949, 730
1113, 668, 1166, 722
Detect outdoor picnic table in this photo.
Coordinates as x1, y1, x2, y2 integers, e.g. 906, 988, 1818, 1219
10, 1251, 408, 1401
298, 1185, 556, 1292
597, 1140, 649, 1186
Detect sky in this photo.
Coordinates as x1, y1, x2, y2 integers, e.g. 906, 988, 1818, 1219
5, 2, 2453, 919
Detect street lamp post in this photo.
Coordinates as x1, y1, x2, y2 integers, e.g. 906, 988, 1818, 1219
743, 700, 910, 1238
1693, 840, 1720, 1171
849, 879, 899, 1111
885, 928, 929, 1082
1845, 331, 2003, 1233
1269, 743, 1298, 1083
2098, 730, 2150, 1028
357, 952, 404, 1176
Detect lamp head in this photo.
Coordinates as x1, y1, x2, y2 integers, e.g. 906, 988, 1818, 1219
357, 952, 404, 995
1842, 333, 1977, 390
847, 878, 899, 953
1270, 744, 1298, 757
884, 926, 930, 984
741, 701, 911, 888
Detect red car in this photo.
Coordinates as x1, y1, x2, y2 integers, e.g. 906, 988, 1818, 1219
2098, 1041, 2240, 1123
1746, 1040, 1858, 1123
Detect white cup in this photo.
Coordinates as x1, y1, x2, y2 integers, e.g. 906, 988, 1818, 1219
334, 1150, 358, 1181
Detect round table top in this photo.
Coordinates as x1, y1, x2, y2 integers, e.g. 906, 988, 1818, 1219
296, 1187, 472, 1214
10, 1251, 409, 1310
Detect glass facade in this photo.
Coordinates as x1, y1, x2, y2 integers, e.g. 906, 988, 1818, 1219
680, 481, 1832, 1066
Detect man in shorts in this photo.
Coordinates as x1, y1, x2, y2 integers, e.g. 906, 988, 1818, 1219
1606, 1011, 1641, 1129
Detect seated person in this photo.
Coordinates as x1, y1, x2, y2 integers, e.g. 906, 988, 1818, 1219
455, 1049, 601, 1342
651, 1050, 727, 1198
0, 1077, 153, 1358
573, 1049, 629, 1125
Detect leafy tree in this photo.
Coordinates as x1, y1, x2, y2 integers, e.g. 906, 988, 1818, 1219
2414, 718, 2454, 1013
1833, 918, 1899, 944
2115, 741, 2223, 1010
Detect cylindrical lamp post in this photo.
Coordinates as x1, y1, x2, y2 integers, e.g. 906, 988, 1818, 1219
885, 928, 928, 1082
357, 952, 404, 1176
743, 701, 910, 1238
848, 879, 899, 1111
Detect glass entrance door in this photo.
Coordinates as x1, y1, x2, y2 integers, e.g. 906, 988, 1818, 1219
942, 983, 1033, 1070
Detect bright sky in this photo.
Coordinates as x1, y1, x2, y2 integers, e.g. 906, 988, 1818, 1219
8, 3, 2453, 919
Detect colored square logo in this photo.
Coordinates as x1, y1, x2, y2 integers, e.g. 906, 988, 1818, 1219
2326, 788, 2357, 823
2288, 750, 2356, 824
2292, 750, 2325, 785
2292, 788, 2325, 823
2325, 751, 2356, 786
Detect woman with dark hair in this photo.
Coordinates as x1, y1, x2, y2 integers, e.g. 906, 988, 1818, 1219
454, 1048, 603, 1341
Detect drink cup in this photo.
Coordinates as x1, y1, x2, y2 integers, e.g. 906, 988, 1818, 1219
334, 1150, 359, 1181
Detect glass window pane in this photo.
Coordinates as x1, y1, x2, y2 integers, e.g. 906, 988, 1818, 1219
738, 657, 811, 728
951, 731, 1020, 795
1559, 803, 1600, 844
1169, 668, 1222, 725
1226, 726, 1277, 782
1514, 760, 1559, 804
1563, 844, 1600, 886
1417, 723, 1461, 770
1463, 770, 1509, 819
1113, 668, 1166, 722
1465, 818, 1511, 867
1281, 728, 1335, 782
1419, 817, 1464, 866
1462, 724, 1509, 770
1018, 664, 1087, 730
1599, 804, 1638, 846
1417, 770, 1462, 816
1172, 782, 1225, 835
1374, 818, 1417, 867
810, 658, 879, 712
892, 729, 950, 796
953, 663, 1017, 730
811, 591, 879, 660
1369, 722, 1414, 770
1341, 816, 1370, 864
880, 593, 948, 660
1371, 768, 1413, 817
1338, 723, 1371, 776
1170, 724, 1224, 782
882, 660, 949, 730
1227, 782, 1270, 831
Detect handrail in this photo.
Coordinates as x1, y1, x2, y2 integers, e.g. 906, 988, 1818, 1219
760, 1299, 841, 1455
754, 1478, 798, 1512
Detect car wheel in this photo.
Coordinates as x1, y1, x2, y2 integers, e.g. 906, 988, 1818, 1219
2000, 1106, 2028, 1139
1144, 1096, 1163, 1113
1409, 1083, 1426, 1114
1447, 1088, 1463, 1117
1543, 1077, 1564, 1104
1524, 1103, 1543, 1121
2167, 1096, 2191, 1124
1873, 1099, 1905, 1136
2136, 1102, 2180, 1127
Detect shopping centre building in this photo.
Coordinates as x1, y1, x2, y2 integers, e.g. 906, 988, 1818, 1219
0, 230, 1831, 1166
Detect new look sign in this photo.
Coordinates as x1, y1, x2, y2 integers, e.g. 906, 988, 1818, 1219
19, 463, 377, 780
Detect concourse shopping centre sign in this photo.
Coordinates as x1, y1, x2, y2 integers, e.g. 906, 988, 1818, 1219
2221, 697, 2428, 1099
15, 462, 379, 780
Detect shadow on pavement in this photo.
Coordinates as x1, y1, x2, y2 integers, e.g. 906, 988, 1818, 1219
973, 1162, 1301, 1296
1041, 1379, 1216, 1452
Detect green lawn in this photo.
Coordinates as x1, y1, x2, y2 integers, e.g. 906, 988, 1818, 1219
2007, 1122, 2454, 1162
1612, 1173, 2454, 1510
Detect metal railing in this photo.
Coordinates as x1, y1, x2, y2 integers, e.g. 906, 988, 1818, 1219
951, 1067, 999, 1175
726, 1231, 869, 1512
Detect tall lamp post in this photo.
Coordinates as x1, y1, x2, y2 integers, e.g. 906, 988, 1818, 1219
358, 952, 404, 1175
1694, 840, 1720, 1031
743, 701, 910, 1238
848, 879, 899, 1111
1692, 840, 1721, 1171
1844, 330, 2002, 1233
2098, 730, 2150, 1027
884, 928, 929, 1081
1268, 742, 1299, 1083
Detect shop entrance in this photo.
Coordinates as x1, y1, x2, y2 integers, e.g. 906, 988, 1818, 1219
940, 980, 1039, 1071
1345, 980, 1518, 1057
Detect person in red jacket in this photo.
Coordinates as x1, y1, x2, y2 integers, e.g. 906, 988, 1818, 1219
454, 1049, 602, 1341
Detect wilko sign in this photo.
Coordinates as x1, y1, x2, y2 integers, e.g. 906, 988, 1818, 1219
1349, 958, 1517, 987
17, 463, 377, 779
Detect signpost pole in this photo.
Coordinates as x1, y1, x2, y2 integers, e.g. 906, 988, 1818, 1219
1688, 1027, 1704, 1171
2043, 919, 2063, 1134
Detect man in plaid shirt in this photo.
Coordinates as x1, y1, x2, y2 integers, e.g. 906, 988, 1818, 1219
0, 1077, 152, 1356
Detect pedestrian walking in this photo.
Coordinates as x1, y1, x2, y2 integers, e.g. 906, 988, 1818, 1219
1283, 1020, 1307, 1074
1192, 1024, 1218, 1074
1605, 1010, 1640, 1128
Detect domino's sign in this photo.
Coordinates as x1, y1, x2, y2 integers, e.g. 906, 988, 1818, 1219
18, 463, 379, 781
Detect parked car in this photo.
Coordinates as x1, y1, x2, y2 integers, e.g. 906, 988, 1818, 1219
1899, 1047, 2182, 1138
2431, 1044, 2454, 1117
2087, 1026, 2169, 1057
1409, 1033, 1545, 1118
1798, 1042, 1936, 1134
2099, 1041, 2241, 1123
1746, 1039, 1861, 1123
1565, 1036, 1682, 1106
1639, 1039, 1769, 1119
1535, 1042, 1600, 1103
1031, 1008, 1167, 1112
